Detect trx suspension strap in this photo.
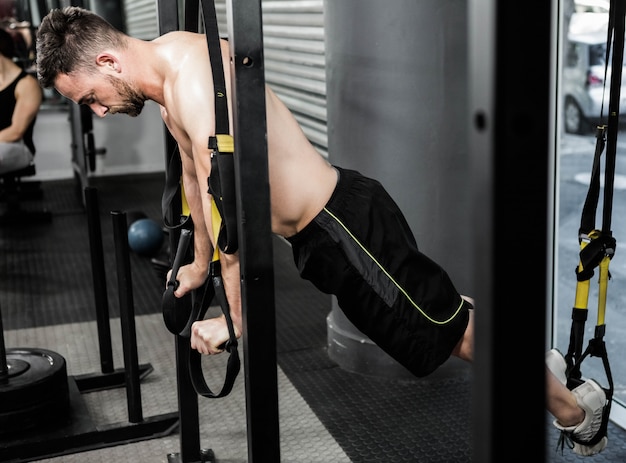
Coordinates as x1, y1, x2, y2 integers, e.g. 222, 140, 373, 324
202, 0, 239, 255
188, 201, 240, 398
560, 0, 625, 450
160, 0, 240, 398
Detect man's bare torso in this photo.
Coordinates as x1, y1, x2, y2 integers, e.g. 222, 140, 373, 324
157, 32, 338, 238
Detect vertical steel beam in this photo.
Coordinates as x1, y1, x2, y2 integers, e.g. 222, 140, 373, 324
157, 2, 204, 462
84, 187, 114, 374
469, 1, 552, 461
226, 1, 280, 461
111, 211, 143, 424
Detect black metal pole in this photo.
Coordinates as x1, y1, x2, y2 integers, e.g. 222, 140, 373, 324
157, 1, 203, 461
226, 0, 280, 461
111, 210, 143, 424
469, 2, 550, 460
602, 0, 626, 235
185, 0, 200, 31
84, 186, 114, 374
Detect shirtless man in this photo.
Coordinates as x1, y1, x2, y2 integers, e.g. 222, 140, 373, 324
35, 7, 607, 456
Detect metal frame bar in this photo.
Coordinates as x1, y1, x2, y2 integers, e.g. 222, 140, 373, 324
469, 1, 552, 460
226, 1, 280, 461
157, 2, 205, 462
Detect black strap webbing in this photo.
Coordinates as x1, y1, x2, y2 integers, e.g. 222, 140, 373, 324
161, 145, 188, 230
201, 0, 229, 135
601, 0, 625, 234
188, 261, 240, 399
578, 128, 606, 236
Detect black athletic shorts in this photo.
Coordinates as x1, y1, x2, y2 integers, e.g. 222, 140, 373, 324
286, 166, 471, 377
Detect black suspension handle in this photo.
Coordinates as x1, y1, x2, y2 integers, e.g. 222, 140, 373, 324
162, 228, 193, 334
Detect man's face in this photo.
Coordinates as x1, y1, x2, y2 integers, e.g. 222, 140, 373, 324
105, 75, 145, 117
55, 71, 145, 118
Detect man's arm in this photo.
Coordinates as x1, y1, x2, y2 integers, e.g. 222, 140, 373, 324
170, 148, 212, 293
187, 146, 242, 354
163, 51, 243, 354
167, 143, 242, 355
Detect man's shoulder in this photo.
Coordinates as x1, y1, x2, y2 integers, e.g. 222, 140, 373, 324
154, 30, 204, 45
155, 31, 210, 71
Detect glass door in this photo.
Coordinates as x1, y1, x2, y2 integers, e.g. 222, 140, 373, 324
554, 0, 626, 430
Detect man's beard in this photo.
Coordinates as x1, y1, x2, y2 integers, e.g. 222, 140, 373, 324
106, 75, 146, 117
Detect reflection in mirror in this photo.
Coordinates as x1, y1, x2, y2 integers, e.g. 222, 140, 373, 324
1, 0, 67, 108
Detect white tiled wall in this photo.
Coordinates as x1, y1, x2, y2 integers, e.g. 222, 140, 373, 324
32, 100, 166, 181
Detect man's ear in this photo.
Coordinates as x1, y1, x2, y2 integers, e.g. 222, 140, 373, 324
95, 52, 121, 73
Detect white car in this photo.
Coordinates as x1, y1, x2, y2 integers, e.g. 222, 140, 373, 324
562, 12, 626, 133
573, 0, 609, 14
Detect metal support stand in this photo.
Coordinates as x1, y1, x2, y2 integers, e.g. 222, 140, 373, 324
111, 211, 145, 423
0, 209, 178, 463
74, 187, 154, 392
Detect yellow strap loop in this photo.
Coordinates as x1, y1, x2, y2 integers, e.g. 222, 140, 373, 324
215, 134, 234, 153
597, 256, 610, 326
180, 175, 222, 262
574, 231, 612, 326
211, 196, 222, 262
181, 180, 190, 216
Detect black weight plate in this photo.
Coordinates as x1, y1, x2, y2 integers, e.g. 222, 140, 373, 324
0, 388, 71, 434
0, 348, 69, 412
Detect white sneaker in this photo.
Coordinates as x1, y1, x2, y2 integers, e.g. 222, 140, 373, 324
553, 378, 608, 456
546, 348, 567, 386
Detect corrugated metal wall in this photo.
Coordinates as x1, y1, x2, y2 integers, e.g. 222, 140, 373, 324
254, 0, 327, 155
123, 0, 161, 39
124, 0, 327, 156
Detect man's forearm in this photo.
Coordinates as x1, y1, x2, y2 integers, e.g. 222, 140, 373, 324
220, 252, 242, 335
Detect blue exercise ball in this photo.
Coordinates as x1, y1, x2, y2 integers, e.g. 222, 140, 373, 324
127, 218, 164, 256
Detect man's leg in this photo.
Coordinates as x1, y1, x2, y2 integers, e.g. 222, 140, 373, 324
546, 349, 608, 456
451, 295, 474, 362
546, 366, 583, 426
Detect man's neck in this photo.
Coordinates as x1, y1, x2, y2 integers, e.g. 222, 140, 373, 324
125, 38, 167, 105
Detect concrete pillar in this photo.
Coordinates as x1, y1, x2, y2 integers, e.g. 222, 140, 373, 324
324, 0, 471, 378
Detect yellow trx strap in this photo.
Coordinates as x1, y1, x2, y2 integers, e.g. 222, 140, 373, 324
573, 231, 610, 326
179, 144, 227, 265
214, 133, 234, 153
211, 196, 221, 263
181, 181, 190, 217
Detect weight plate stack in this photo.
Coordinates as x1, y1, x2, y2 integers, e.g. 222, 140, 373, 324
0, 347, 71, 435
